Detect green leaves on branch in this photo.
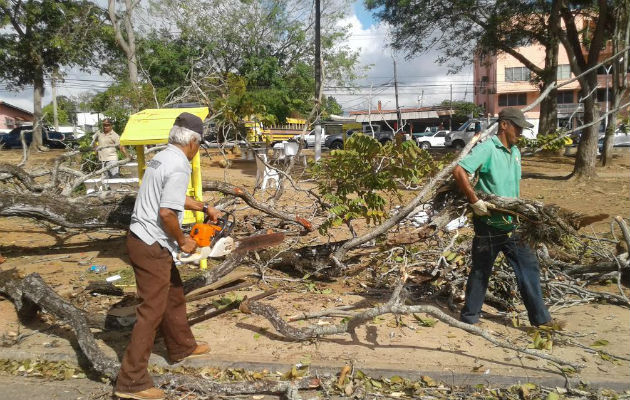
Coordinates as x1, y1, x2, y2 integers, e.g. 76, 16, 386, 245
310, 134, 441, 235
519, 129, 573, 152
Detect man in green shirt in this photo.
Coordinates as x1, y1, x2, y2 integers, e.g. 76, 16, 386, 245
453, 108, 552, 327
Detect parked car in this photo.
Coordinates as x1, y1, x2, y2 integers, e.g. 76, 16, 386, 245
0, 125, 78, 149
598, 130, 630, 151
415, 130, 448, 150
324, 129, 355, 150
292, 130, 328, 148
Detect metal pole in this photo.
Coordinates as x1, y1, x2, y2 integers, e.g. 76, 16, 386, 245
393, 58, 402, 133
449, 84, 453, 131
604, 65, 611, 129
51, 70, 59, 131
314, 0, 322, 160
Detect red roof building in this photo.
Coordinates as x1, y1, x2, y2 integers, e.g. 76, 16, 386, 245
0, 101, 34, 130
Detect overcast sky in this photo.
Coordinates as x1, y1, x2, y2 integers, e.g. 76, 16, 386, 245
0, 1, 472, 116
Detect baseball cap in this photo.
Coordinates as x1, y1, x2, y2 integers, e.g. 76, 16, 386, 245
498, 108, 533, 129
173, 112, 204, 136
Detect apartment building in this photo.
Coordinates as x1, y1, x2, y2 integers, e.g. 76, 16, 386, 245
473, 42, 625, 132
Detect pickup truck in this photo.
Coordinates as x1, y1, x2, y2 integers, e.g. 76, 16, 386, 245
324, 127, 394, 150
0, 125, 79, 149
444, 118, 497, 150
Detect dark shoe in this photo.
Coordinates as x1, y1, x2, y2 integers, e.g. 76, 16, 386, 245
114, 387, 165, 400
171, 342, 210, 363
536, 318, 566, 330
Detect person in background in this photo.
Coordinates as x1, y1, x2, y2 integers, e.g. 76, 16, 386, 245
452, 107, 558, 329
91, 118, 128, 178
114, 112, 221, 400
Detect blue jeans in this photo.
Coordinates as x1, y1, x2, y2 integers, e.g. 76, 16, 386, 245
460, 219, 551, 326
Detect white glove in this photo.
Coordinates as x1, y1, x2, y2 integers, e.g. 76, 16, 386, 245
470, 199, 494, 216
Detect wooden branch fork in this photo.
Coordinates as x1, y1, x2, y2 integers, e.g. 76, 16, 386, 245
240, 278, 583, 371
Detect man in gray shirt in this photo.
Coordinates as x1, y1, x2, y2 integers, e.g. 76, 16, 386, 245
115, 112, 220, 400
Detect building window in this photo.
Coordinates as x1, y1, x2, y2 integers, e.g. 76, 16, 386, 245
505, 67, 530, 81
557, 64, 571, 80
5, 117, 15, 128
557, 91, 574, 104
597, 88, 611, 102
498, 93, 527, 106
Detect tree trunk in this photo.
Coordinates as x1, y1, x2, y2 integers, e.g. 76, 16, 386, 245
601, 111, 617, 166
108, 0, 138, 85
539, 6, 560, 136
31, 68, 45, 151
572, 88, 599, 178
601, 0, 629, 166
538, 83, 558, 135
124, 0, 138, 85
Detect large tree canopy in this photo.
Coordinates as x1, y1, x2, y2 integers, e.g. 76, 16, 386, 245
366, 0, 616, 178
0, 0, 109, 149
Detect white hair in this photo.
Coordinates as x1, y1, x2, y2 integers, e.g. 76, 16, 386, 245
168, 126, 201, 145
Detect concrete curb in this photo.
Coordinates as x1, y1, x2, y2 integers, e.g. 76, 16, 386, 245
1, 348, 628, 392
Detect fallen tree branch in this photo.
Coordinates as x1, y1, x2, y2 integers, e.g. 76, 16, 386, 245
330, 124, 499, 263
202, 180, 314, 232
240, 281, 583, 371
0, 269, 323, 397
0, 269, 120, 379
0, 191, 135, 229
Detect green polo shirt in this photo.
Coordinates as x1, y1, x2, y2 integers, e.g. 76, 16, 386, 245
458, 135, 521, 230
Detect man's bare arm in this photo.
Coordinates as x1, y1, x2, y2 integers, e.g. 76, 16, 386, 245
453, 165, 478, 204
184, 196, 221, 223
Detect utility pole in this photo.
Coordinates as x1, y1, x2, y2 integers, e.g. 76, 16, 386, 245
419, 90, 424, 108
393, 58, 402, 134
51, 70, 59, 131
313, 0, 322, 160
449, 84, 453, 131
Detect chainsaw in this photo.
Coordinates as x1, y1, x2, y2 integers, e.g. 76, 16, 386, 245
178, 212, 284, 264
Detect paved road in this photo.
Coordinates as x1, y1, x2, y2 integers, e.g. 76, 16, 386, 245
0, 375, 111, 400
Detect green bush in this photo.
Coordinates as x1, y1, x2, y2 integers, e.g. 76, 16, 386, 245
310, 134, 447, 234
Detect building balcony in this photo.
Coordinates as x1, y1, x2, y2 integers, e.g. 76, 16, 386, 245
557, 103, 584, 116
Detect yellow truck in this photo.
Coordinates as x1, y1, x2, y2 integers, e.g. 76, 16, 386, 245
253, 117, 310, 145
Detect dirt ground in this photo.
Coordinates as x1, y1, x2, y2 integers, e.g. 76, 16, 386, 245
0, 147, 629, 390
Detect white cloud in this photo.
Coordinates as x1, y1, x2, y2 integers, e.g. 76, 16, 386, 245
330, 13, 473, 114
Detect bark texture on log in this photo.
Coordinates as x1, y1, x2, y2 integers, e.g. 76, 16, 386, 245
0, 270, 120, 379
0, 191, 135, 229
157, 373, 321, 395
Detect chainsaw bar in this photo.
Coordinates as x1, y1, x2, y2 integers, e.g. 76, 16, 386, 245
234, 232, 285, 254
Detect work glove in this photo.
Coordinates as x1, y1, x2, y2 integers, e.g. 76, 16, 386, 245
470, 199, 494, 216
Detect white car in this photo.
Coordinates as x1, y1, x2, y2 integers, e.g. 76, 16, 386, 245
292, 130, 327, 148
415, 130, 448, 150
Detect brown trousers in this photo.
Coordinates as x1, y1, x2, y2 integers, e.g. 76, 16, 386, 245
115, 233, 197, 392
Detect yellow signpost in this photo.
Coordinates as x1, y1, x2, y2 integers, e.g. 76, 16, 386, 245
120, 107, 210, 269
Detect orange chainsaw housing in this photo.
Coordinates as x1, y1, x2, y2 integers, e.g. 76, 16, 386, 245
190, 223, 222, 247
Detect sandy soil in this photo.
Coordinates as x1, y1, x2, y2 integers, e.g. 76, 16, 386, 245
0, 147, 628, 388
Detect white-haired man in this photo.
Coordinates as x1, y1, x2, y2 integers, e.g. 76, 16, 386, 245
115, 112, 220, 400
